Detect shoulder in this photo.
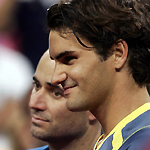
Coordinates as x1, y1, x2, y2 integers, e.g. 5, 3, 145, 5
119, 127, 150, 150
27, 145, 49, 150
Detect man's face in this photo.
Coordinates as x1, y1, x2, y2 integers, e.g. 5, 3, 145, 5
29, 51, 90, 142
49, 30, 115, 112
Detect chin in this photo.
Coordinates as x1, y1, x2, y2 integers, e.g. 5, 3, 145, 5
31, 125, 44, 137
66, 100, 86, 112
30, 128, 49, 141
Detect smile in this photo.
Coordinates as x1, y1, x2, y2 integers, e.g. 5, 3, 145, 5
32, 115, 49, 124
64, 85, 77, 95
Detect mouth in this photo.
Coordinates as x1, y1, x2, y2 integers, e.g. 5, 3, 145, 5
63, 85, 77, 95
32, 115, 49, 124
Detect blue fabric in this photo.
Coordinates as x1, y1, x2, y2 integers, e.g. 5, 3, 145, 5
119, 127, 150, 150
99, 134, 113, 150
28, 145, 49, 150
94, 104, 150, 150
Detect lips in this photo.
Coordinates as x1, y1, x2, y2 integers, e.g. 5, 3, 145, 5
32, 115, 49, 123
63, 85, 77, 95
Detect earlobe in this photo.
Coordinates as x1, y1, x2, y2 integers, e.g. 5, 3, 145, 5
114, 40, 128, 70
88, 112, 96, 121
88, 112, 98, 125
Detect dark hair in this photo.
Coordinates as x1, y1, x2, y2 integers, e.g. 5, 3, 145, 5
47, 0, 150, 87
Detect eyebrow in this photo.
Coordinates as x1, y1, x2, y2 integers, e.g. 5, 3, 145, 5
46, 82, 64, 92
50, 51, 75, 60
33, 76, 39, 82
33, 76, 63, 90
46, 82, 60, 88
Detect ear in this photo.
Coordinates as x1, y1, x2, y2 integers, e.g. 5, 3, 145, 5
88, 111, 97, 121
88, 112, 98, 125
113, 40, 128, 70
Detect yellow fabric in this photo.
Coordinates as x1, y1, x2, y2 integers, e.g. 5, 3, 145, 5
94, 102, 150, 150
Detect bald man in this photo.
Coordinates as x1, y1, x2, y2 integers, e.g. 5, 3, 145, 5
28, 50, 101, 150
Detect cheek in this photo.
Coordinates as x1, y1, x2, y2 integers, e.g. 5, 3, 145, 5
68, 62, 90, 81
47, 102, 68, 119
51, 103, 79, 123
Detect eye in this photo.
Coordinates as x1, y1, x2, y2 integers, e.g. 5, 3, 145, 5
33, 81, 41, 91
51, 89, 63, 99
63, 56, 77, 65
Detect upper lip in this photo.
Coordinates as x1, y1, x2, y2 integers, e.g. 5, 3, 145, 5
32, 115, 49, 122
63, 85, 77, 91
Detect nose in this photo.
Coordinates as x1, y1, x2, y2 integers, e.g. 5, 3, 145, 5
29, 88, 47, 111
51, 63, 67, 85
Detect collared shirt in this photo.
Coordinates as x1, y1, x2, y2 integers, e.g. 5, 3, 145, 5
93, 102, 150, 150
28, 145, 49, 150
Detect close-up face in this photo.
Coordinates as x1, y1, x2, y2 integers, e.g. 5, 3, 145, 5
49, 30, 115, 112
29, 51, 90, 142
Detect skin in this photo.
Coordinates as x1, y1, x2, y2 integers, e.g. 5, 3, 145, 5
49, 30, 150, 138
49, 31, 115, 112
29, 50, 101, 150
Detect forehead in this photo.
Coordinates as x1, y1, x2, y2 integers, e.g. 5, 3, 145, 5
49, 30, 76, 52
35, 55, 55, 81
49, 30, 92, 59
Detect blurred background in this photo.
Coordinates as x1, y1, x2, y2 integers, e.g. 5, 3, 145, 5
0, 0, 150, 150
0, 0, 59, 150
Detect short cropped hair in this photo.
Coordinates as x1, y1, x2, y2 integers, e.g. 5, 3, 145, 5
47, 0, 150, 87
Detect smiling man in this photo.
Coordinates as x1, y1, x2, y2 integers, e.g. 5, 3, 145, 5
28, 50, 101, 150
47, 0, 150, 150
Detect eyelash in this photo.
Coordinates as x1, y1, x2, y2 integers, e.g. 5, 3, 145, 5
32, 81, 41, 91
32, 81, 64, 102
52, 90, 63, 97
63, 56, 77, 64
33, 81, 63, 98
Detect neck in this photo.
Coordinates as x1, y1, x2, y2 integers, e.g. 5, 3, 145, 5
48, 122, 101, 150
91, 76, 150, 139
